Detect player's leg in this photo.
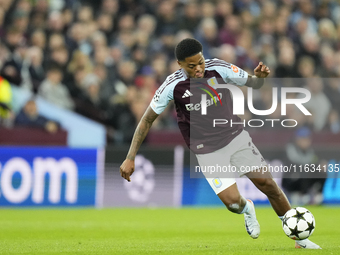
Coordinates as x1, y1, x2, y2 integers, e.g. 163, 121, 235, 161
228, 130, 291, 216
230, 130, 321, 248
196, 142, 261, 239
205, 177, 260, 239
217, 182, 246, 213
247, 170, 321, 249
218, 184, 261, 239
195, 145, 239, 212
217, 184, 260, 239
246, 169, 291, 216
202, 176, 244, 212
242, 160, 320, 247
195, 141, 252, 214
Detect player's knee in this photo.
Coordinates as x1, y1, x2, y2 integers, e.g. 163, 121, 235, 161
221, 195, 243, 213
217, 184, 243, 213
226, 201, 243, 213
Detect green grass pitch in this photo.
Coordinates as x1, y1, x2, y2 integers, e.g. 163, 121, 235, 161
0, 206, 339, 254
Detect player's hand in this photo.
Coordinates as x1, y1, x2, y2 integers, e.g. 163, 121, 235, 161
120, 158, 135, 182
254, 62, 270, 78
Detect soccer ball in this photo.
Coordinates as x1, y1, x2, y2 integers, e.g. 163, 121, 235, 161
282, 207, 315, 240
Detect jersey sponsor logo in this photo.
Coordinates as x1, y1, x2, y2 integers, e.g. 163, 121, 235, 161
186, 78, 223, 111
231, 64, 239, 73
213, 178, 222, 188
198, 79, 223, 106
182, 89, 193, 98
184, 92, 223, 111
197, 144, 204, 149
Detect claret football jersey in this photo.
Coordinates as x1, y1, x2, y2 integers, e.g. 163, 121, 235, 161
150, 58, 248, 154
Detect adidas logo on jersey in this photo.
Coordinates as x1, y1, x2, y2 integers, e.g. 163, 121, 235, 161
182, 90, 193, 98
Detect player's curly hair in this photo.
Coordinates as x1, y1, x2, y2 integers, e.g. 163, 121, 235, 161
175, 38, 203, 61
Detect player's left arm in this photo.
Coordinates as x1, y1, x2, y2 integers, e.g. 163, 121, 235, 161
245, 62, 270, 89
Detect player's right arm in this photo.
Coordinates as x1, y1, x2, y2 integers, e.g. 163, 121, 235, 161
120, 73, 179, 181
120, 106, 159, 182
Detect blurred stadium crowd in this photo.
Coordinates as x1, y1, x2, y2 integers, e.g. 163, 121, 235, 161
0, 0, 340, 143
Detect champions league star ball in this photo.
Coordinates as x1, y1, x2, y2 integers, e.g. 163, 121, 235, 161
282, 207, 315, 240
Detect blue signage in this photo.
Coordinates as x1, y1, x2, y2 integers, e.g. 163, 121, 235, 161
0, 147, 102, 206
323, 160, 340, 204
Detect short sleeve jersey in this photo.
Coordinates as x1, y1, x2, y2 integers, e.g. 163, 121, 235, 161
150, 58, 249, 154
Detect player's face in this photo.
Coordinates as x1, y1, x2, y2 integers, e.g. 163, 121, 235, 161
178, 52, 205, 78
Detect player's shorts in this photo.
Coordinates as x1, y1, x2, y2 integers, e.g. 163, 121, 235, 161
195, 130, 266, 194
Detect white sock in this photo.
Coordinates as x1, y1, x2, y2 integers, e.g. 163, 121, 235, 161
240, 200, 251, 214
